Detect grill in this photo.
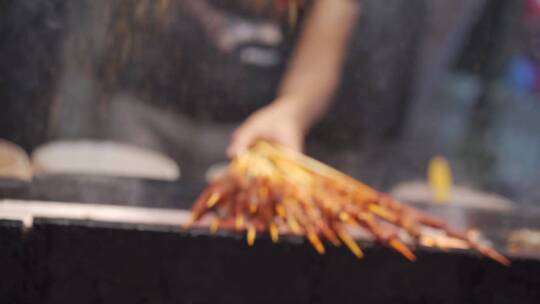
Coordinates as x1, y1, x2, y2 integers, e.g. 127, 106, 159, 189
1, 174, 539, 303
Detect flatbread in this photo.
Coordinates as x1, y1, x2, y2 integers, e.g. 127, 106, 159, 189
32, 140, 180, 181
0, 139, 32, 181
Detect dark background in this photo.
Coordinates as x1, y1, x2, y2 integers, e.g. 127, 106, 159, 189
1, 0, 539, 203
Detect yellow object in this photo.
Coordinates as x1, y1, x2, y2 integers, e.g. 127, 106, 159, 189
210, 218, 220, 235
275, 204, 286, 218
337, 230, 364, 258
206, 193, 220, 208
368, 204, 397, 222
307, 232, 325, 254
389, 239, 416, 261
428, 156, 453, 204
235, 214, 245, 231
247, 227, 257, 246
269, 224, 279, 243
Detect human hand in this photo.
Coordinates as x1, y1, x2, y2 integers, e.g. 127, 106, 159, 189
227, 101, 306, 158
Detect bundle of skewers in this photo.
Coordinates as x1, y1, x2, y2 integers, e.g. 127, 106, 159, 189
186, 141, 510, 265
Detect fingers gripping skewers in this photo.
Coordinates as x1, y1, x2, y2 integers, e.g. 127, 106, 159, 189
186, 141, 510, 266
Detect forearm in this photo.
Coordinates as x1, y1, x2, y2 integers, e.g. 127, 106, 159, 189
276, 0, 360, 131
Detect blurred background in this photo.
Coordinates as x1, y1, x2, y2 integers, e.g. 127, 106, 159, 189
1, 0, 539, 206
